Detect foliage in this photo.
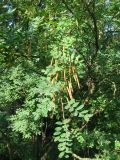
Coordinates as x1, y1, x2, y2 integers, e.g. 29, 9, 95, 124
0, 0, 120, 160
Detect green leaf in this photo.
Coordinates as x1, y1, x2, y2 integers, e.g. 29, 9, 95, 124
76, 104, 84, 111
69, 107, 75, 112
65, 105, 69, 109
60, 133, 67, 138
81, 110, 88, 114
56, 121, 62, 125
55, 127, 62, 131
59, 152, 65, 158
84, 115, 90, 122
54, 136, 60, 142
72, 102, 79, 108
54, 132, 61, 136
73, 111, 78, 116
69, 99, 75, 105
65, 155, 69, 158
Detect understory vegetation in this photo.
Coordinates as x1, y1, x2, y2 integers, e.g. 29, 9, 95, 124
0, 0, 120, 160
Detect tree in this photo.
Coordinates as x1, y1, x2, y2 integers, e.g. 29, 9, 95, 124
0, 0, 120, 159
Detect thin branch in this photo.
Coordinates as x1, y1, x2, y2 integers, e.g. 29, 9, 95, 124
72, 153, 96, 160
79, 109, 102, 132
72, 153, 82, 160
81, 1, 99, 56
61, 0, 74, 15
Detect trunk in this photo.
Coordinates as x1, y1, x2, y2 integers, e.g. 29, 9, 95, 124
33, 135, 42, 160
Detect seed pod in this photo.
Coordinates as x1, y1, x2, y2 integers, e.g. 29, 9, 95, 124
69, 66, 71, 76
61, 98, 64, 112
72, 65, 76, 74
51, 77, 55, 84
55, 72, 59, 80
69, 81, 73, 93
63, 69, 67, 82
67, 86, 73, 99
50, 58, 54, 65
61, 98, 65, 119
76, 74, 80, 89
52, 94, 56, 111
73, 74, 77, 82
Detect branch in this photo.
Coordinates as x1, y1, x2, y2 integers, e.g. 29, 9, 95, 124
72, 153, 82, 160
81, 1, 99, 56
72, 153, 95, 160
61, 0, 74, 15
92, 2, 99, 54
79, 109, 102, 132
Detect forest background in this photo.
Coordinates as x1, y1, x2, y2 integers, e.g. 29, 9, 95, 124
0, 0, 120, 160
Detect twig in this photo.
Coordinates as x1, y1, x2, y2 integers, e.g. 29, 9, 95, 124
61, 0, 74, 15
81, 0, 99, 57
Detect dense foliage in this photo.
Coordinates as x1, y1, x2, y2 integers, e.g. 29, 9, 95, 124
0, 0, 120, 160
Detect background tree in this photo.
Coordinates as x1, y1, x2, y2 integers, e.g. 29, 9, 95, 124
0, 0, 120, 159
